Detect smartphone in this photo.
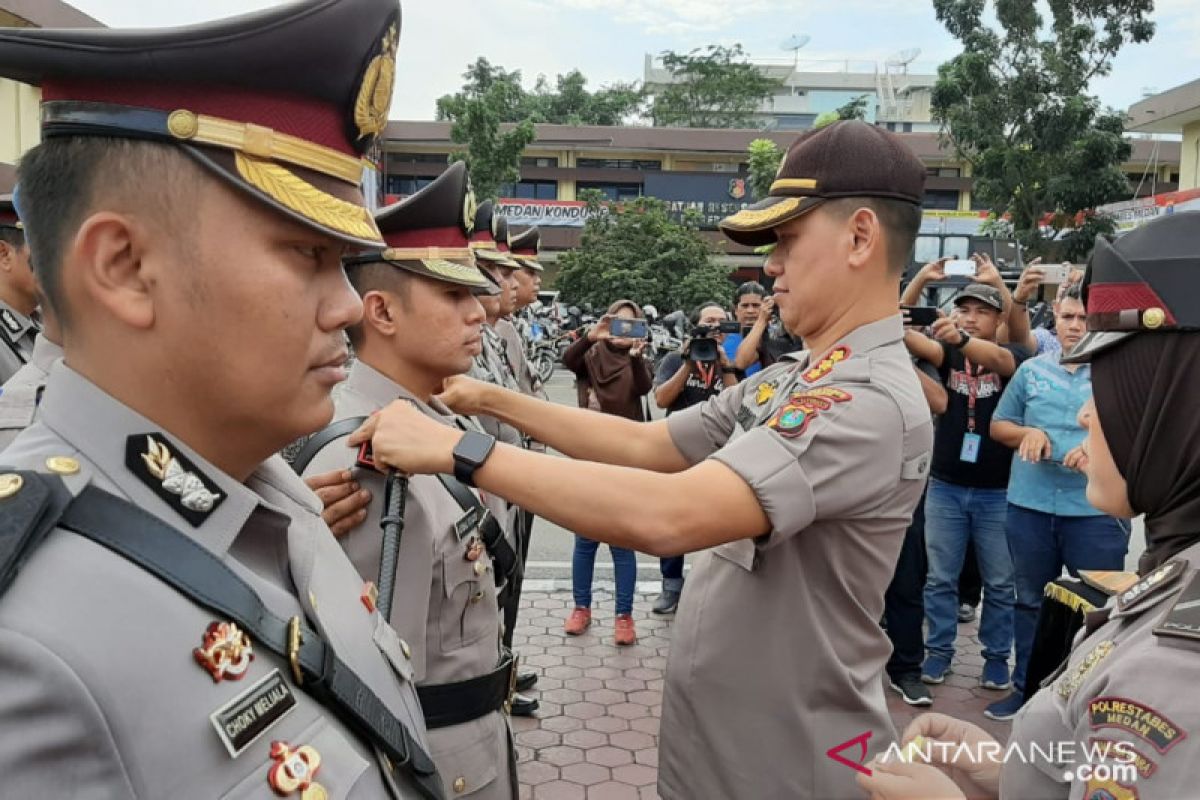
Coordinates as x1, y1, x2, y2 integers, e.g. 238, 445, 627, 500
900, 305, 940, 327
944, 259, 977, 277
609, 318, 648, 339
718, 321, 742, 334
1038, 263, 1071, 284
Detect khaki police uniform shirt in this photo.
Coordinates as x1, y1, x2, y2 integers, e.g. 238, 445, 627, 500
494, 317, 544, 400
1002, 544, 1200, 800
0, 365, 433, 799
0, 333, 62, 451
0, 300, 38, 385
659, 316, 932, 800
302, 360, 514, 800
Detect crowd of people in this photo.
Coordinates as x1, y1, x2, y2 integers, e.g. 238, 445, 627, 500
0, 4, 1197, 800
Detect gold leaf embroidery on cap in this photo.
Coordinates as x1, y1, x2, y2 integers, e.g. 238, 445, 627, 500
354, 22, 399, 142
421, 259, 488, 286
235, 153, 380, 242
722, 197, 805, 228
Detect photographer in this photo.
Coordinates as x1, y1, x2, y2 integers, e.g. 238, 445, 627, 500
650, 303, 740, 613
724, 281, 775, 377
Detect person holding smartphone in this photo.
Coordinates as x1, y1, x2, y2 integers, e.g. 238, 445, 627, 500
560, 299, 654, 644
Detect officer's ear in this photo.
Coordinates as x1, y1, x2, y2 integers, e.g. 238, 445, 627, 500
69, 210, 156, 330
361, 289, 400, 337
844, 206, 882, 274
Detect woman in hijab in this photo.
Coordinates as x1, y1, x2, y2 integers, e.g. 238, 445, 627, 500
857, 212, 1200, 800
560, 299, 654, 645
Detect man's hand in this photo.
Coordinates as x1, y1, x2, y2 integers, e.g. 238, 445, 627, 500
348, 402, 462, 475
856, 759, 967, 800
629, 338, 648, 358
1012, 258, 1045, 304
437, 374, 495, 417
587, 315, 613, 342
973, 253, 1003, 288
931, 316, 966, 346
304, 469, 370, 537
885, 713, 1003, 800
1018, 428, 1052, 463
1063, 444, 1088, 472
753, 296, 776, 329
918, 257, 950, 283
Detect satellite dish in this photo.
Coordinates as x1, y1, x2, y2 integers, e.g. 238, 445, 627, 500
886, 47, 921, 70
780, 34, 811, 52
780, 34, 811, 68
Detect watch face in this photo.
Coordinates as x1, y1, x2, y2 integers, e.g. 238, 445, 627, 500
456, 431, 495, 466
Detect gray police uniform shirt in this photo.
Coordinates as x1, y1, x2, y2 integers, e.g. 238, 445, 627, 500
0, 333, 62, 451
1002, 545, 1200, 800
659, 316, 933, 800
302, 360, 515, 800
0, 364, 433, 799
0, 299, 38, 385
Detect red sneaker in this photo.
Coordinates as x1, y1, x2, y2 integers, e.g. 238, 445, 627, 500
564, 607, 592, 636
614, 613, 637, 646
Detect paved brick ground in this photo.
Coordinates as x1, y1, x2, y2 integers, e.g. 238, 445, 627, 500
510, 589, 1012, 799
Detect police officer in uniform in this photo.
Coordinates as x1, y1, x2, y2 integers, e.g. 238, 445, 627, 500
0, 3, 443, 798
0, 193, 39, 384
296, 162, 517, 799
0, 192, 63, 450
349, 121, 935, 799
859, 211, 1200, 800
498, 226, 546, 400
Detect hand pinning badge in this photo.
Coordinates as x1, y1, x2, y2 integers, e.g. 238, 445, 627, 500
267, 741, 326, 800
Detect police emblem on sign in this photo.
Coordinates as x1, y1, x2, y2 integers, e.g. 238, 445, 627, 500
728, 178, 747, 200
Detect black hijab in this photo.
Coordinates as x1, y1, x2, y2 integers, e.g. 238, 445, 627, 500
1090, 332, 1200, 572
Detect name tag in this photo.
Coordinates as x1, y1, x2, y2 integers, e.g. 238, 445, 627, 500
453, 507, 485, 541
960, 432, 981, 463
209, 669, 297, 758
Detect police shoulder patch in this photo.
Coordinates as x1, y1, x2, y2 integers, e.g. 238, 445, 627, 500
1087, 696, 1187, 755
765, 387, 852, 438
1153, 568, 1200, 642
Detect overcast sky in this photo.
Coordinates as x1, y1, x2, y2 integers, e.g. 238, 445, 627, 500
68, 0, 1199, 123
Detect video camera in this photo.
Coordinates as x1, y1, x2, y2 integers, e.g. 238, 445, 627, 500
685, 321, 741, 363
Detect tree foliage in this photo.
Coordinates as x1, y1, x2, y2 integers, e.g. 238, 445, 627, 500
835, 94, 869, 120
931, 0, 1154, 256
650, 45, 782, 129
555, 191, 733, 312
437, 58, 643, 126
746, 139, 784, 201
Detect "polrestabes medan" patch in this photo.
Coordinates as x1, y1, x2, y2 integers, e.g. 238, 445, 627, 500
1088, 696, 1187, 755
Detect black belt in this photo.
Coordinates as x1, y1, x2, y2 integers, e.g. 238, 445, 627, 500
417, 652, 518, 730
55, 482, 444, 800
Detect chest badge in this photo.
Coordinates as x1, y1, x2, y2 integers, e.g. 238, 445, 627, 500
194, 621, 254, 682
268, 741, 326, 799
803, 345, 851, 383
755, 381, 777, 406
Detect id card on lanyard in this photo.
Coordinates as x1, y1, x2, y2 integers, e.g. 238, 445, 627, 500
960, 357, 982, 464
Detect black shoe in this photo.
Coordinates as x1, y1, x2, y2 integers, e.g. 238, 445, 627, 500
509, 693, 539, 717
652, 590, 681, 615
515, 671, 538, 692
957, 603, 977, 623
889, 674, 933, 706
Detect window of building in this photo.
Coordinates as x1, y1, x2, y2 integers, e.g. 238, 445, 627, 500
385, 176, 435, 196
520, 156, 559, 167
388, 153, 448, 164
576, 158, 662, 170
577, 182, 642, 201
499, 180, 558, 200
921, 189, 960, 210
1170, 172, 1180, 183
928, 166, 961, 178
774, 114, 817, 130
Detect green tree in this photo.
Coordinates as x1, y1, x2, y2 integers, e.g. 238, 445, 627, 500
835, 94, 869, 120
746, 138, 784, 200
650, 44, 782, 128
931, 0, 1154, 256
555, 191, 732, 312
437, 59, 535, 201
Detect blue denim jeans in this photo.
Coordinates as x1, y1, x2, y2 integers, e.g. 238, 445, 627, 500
923, 478, 1014, 663
572, 536, 636, 615
1006, 504, 1130, 691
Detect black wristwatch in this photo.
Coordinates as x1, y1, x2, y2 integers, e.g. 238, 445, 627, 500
720, 367, 738, 375
953, 329, 971, 349
452, 430, 496, 487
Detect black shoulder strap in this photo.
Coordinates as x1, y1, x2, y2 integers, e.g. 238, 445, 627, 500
290, 416, 368, 475
55, 484, 443, 800
436, 473, 518, 586
0, 470, 73, 598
